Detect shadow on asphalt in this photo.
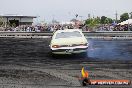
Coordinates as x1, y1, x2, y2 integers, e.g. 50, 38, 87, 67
47, 51, 96, 61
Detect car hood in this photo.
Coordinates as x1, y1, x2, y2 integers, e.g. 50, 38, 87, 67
51, 37, 88, 45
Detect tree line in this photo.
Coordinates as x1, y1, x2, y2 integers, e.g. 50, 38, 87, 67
85, 12, 132, 28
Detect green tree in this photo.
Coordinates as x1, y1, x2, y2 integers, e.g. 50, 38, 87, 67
104, 18, 113, 24
85, 17, 100, 26
89, 19, 97, 27
107, 18, 113, 24
104, 18, 109, 24
101, 16, 107, 24
95, 17, 101, 24
85, 17, 101, 31
12, 23, 16, 27
85, 18, 92, 24
120, 13, 129, 22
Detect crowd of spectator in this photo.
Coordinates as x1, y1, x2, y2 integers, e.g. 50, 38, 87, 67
0, 24, 78, 32
113, 24, 132, 31
0, 23, 132, 32
88, 24, 132, 31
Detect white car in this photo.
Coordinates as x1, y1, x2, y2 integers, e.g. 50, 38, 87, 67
50, 29, 89, 54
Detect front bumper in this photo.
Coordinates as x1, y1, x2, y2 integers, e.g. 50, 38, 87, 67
51, 46, 88, 54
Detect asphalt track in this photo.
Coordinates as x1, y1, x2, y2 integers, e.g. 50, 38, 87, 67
0, 38, 131, 88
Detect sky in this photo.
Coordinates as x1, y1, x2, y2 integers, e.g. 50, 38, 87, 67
0, 0, 132, 23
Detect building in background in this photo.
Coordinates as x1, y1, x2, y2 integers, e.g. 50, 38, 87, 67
0, 14, 36, 27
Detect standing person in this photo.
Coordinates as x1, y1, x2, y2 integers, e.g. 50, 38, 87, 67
27, 26, 29, 32
50, 26, 54, 31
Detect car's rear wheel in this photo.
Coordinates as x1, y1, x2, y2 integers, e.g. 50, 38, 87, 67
79, 52, 88, 57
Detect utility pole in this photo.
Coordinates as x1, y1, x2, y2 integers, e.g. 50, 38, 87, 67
88, 14, 90, 19
115, 11, 118, 23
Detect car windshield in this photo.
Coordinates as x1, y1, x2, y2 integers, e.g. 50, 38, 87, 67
55, 31, 82, 39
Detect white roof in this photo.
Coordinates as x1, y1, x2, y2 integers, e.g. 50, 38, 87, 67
55, 29, 82, 33
0, 14, 37, 18
118, 19, 132, 25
